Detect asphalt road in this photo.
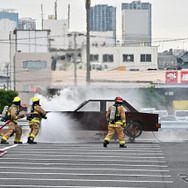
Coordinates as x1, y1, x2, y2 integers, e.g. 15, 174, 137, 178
0, 138, 188, 188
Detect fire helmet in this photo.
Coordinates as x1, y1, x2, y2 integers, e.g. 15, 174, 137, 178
13, 97, 21, 102
115, 96, 123, 103
32, 97, 40, 102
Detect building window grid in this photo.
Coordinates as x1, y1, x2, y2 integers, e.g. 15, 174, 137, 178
140, 54, 152, 62
90, 54, 99, 62
123, 54, 134, 62
103, 54, 114, 63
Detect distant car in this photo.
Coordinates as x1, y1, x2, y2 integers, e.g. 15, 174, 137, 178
153, 110, 168, 121
140, 108, 156, 114
174, 110, 188, 121
48, 99, 161, 139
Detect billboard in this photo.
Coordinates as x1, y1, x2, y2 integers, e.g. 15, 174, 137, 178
165, 71, 178, 83
180, 71, 188, 83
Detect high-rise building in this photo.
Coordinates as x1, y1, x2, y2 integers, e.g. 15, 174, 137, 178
90, 4, 116, 43
122, 1, 152, 46
18, 17, 36, 30
0, 9, 18, 28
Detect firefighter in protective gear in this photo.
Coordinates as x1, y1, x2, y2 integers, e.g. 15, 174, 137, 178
103, 96, 127, 148
27, 97, 47, 144
1, 97, 25, 144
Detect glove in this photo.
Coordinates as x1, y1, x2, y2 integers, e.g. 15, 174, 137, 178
44, 116, 47, 119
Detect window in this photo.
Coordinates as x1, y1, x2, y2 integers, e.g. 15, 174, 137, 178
90, 54, 99, 62
123, 54, 134, 62
140, 54, 151, 62
103, 54, 114, 63
23, 60, 47, 70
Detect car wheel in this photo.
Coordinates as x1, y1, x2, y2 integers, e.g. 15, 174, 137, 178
125, 121, 143, 138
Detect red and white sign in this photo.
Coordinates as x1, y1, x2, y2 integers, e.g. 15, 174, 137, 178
165, 71, 178, 83
181, 71, 188, 83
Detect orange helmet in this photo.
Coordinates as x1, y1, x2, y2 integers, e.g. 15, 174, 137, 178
115, 96, 123, 102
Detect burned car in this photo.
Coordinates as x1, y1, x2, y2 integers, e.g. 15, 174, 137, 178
50, 99, 161, 139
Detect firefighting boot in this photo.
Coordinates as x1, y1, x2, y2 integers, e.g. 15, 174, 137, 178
103, 140, 109, 148
14, 141, 23, 144
119, 145, 127, 148
27, 137, 37, 144
1, 139, 9, 144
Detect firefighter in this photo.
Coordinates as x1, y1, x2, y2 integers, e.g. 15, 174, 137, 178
1, 97, 25, 144
27, 97, 47, 144
103, 96, 127, 148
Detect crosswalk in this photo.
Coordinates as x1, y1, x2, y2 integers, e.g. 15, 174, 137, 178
0, 142, 173, 188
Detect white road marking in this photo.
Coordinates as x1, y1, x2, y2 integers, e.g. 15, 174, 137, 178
0, 157, 166, 163
0, 177, 174, 183
0, 171, 171, 178
5, 154, 165, 159
0, 161, 168, 168
0, 144, 18, 150
0, 166, 170, 172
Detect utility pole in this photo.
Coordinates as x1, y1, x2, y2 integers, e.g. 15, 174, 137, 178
55, 0, 57, 20
41, 4, 44, 29
67, 32, 84, 86
85, 0, 90, 85
73, 33, 77, 86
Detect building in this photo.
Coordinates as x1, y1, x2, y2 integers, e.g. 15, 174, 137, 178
9, 30, 51, 90
18, 17, 36, 30
14, 53, 52, 104
90, 4, 116, 44
0, 9, 18, 28
122, 1, 152, 46
81, 46, 158, 71
43, 16, 69, 50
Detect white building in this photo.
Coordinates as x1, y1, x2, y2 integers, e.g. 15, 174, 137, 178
13, 30, 50, 53
82, 46, 158, 71
43, 17, 69, 50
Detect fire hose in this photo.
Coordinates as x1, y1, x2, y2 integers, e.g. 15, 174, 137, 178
0, 113, 38, 131
0, 113, 41, 157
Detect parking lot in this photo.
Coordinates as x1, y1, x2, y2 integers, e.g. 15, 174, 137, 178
0, 138, 188, 188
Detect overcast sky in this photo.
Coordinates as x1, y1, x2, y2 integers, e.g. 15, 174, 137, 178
1, 0, 188, 52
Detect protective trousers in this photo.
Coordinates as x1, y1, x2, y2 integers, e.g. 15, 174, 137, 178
104, 125, 125, 145
28, 122, 39, 140
2, 121, 22, 141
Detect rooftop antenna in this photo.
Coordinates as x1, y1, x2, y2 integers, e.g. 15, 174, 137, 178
41, 4, 44, 29
68, 4, 70, 29
55, 0, 57, 20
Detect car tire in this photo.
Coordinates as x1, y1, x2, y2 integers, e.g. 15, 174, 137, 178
125, 121, 143, 138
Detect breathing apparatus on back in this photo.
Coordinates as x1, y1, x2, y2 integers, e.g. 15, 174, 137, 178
109, 96, 123, 124
27, 97, 40, 121
1, 97, 21, 122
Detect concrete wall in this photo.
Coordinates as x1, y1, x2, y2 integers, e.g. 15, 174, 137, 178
14, 52, 52, 104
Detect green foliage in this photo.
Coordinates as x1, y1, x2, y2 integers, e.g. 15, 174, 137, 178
141, 87, 166, 109
0, 89, 18, 113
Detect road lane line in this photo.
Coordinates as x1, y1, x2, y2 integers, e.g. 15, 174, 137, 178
0, 166, 170, 172
0, 161, 168, 168
0, 171, 171, 178
0, 177, 174, 183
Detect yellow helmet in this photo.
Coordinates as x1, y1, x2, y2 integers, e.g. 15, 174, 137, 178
32, 97, 39, 102
13, 97, 21, 102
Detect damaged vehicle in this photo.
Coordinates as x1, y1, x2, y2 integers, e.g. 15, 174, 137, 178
50, 99, 161, 140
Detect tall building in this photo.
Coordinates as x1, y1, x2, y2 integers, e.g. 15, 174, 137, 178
18, 17, 36, 30
90, 4, 116, 43
0, 9, 18, 28
122, 1, 152, 46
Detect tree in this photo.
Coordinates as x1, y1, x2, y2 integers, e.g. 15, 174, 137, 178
0, 90, 18, 113
142, 87, 166, 109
